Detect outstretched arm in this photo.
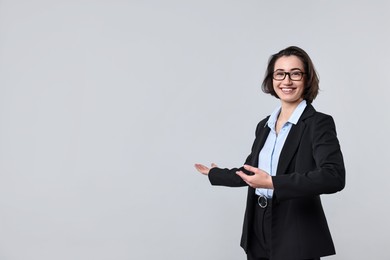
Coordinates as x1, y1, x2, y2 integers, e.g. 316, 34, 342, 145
194, 163, 249, 187
194, 117, 270, 188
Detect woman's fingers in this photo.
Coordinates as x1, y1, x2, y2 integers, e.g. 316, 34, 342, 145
243, 164, 258, 174
194, 163, 210, 175
236, 167, 273, 189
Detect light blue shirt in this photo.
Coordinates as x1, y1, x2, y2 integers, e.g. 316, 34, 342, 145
255, 100, 307, 198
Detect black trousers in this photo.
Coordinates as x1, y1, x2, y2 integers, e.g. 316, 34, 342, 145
246, 197, 320, 260
247, 197, 272, 260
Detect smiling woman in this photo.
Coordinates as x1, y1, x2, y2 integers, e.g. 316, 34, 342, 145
195, 46, 345, 260
262, 46, 320, 106
272, 56, 306, 116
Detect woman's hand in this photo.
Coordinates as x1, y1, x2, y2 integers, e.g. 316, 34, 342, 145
194, 163, 218, 175
236, 165, 274, 189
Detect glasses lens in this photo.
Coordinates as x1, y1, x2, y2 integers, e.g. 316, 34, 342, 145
273, 71, 285, 80
290, 71, 303, 80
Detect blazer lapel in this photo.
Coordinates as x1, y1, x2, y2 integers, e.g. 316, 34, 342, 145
276, 104, 316, 176
276, 122, 305, 176
250, 122, 271, 167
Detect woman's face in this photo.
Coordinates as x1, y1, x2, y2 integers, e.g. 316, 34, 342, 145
272, 55, 305, 106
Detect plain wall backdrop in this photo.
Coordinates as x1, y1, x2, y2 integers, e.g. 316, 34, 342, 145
0, 0, 389, 259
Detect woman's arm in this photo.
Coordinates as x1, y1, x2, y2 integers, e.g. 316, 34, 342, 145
272, 114, 346, 201
194, 118, 269, 188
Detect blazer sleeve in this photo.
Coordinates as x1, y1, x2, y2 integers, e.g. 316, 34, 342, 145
272, 113, 346, 200
208, 118, 268, 187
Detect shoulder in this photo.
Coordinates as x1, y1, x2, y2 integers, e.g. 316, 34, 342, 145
253, 115, 270, 136
301, 106, 338, 138
257, 116, 270, 127
301, 104, 335, 125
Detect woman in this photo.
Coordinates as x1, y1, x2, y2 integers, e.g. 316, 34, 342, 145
195, 46, 345, 260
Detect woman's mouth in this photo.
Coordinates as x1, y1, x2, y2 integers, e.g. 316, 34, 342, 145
281, 87, 295, 94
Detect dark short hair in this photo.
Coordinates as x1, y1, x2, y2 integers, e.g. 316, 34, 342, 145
261, 46, 319, 103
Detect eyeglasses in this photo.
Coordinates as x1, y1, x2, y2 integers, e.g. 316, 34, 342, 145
272, 70, 305, 81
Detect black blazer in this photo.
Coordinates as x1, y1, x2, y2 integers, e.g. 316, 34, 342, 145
208, 104, 345, 260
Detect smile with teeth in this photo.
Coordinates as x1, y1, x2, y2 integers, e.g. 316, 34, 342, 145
281, 87, 296, 94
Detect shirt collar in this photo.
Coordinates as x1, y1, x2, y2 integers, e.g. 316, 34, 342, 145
288, 99, 307, 124
265, 100, 307, 129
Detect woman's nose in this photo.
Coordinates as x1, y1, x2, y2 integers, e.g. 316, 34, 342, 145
283, 74, 292, 83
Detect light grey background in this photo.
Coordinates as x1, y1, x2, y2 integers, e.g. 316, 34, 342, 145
0, 1, 389, 259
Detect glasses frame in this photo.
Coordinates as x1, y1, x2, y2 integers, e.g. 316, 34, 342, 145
272, 70, 306, 81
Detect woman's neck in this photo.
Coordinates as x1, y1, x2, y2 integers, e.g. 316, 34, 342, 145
279, 100, 302, 122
